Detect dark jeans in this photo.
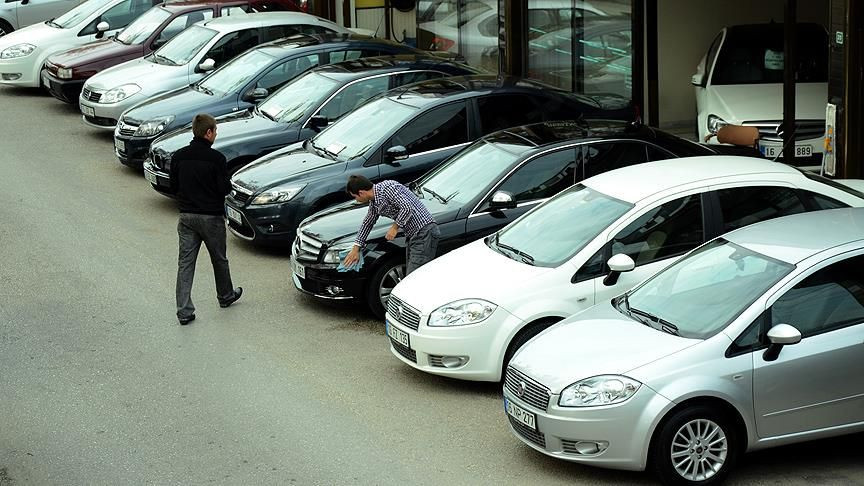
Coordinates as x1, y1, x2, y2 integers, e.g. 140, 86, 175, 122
176, 213, 234, 319
406, 223, 440, 275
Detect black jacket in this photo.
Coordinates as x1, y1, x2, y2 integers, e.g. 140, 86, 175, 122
170, 137, 229, 215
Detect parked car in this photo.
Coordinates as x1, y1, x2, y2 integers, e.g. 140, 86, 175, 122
78, 11, 348, 129
504, 207, 864, 484
116, 35, 422, 168
0, 0, 85, 36
42, 0, 304, 103
385, 157, 864, 382
292, 120, 722, 317
145, 54, 480, 187
693, 23, 828, 170
0, 0, 161, 88
224, 75, 630, 248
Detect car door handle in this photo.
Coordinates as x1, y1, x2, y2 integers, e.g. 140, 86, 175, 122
576, 297, 587, 303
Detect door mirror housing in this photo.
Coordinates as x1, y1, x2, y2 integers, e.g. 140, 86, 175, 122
385, 145, 408, 163
690, 72, 705, 87
95, 21, 110, 38
488, 190, 516, 210
196, 58, 216, 73
763, 323, 802, 361
308, 114, 329, 130
242, 87, 268, 103
602, 253, 635, 286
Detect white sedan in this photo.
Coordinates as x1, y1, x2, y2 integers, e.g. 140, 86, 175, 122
385, 156, 864, 381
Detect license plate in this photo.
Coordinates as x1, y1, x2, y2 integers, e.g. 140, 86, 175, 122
386, 320, 410, 348
81, 104, 95, 117
114, 138, 126, 153
760, 142, 812, 158
504, 398, 536, 430
144, 170, 157, 185
225, 205, 242, 225
291, 258, 305, 279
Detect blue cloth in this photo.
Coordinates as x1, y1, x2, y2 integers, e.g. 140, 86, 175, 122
337, 249, 364, 272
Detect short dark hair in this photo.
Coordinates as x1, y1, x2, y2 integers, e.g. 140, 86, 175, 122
346, 175, 373, 195
192, 113, 217, 138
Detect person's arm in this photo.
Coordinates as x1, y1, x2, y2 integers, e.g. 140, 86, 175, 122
344, 206, 379, 266
216, 152, 230, 196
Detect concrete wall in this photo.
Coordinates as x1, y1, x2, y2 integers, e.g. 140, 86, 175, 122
657, 0, 828, 128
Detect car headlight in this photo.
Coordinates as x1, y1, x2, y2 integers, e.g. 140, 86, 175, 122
134, 116, 175, 137
100, 83, 141, 104
251, 183, 306, 205
322, 242, 354, 264
559, 375, 641, 407
707, 114, 728, 135
428, 299, 497, 327
57, 67, 72, 79
0, 43, 36, 59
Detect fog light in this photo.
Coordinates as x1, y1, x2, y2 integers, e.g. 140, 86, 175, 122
325, 285, 343, 296
570, 441, 609, 455
440, 356, 468, 368
267, 224, 275, 233
1, 73, 22, 81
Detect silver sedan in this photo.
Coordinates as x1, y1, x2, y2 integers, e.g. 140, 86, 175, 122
503, 207, 864, 485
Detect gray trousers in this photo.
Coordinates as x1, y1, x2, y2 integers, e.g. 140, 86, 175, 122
176, 213, 234, 319
406, 223, 440, 275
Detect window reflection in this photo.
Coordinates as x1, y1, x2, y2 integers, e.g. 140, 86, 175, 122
416, 0, 498, 71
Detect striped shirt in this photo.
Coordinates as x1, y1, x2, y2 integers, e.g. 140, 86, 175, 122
354, 180, 436, 247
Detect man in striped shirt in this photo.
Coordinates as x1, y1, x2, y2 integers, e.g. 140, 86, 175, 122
343, 175, 440, 274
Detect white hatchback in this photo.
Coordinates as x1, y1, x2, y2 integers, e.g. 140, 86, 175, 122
385, 156, 864, 381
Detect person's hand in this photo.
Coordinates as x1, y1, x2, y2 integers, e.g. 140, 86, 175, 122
343, 246, 360, 267
385, 224, 398, 241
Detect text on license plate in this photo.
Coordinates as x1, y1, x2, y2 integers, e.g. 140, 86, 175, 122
505, 398, 536, 430
386, 320, 410, 348
225, 205, 242, 224
760, 143, 812, 158
291, 258, 305, 279
81, 105, 95, 117
114, 138, 126, 153
144, 170, 157, 185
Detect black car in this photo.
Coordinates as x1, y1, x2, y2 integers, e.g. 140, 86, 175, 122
290, 120, 725, 317
119, 33, 421, 169
145, 55, 481, 194
224, 75, 632, 248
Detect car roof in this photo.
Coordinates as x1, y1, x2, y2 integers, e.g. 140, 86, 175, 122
584, 156, 801, 204
480, 120, 670, 154
723, 208, 864, 264
253, 33, 408, 54
384, 75, 568, 108
311, 54, 476, 81
199, 11, 336, 31
160, 0, 246, 11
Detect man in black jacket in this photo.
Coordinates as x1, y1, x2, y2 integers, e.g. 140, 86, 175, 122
169, 113, 242, 325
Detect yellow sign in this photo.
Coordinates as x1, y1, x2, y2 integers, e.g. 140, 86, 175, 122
356, 0, 385, 8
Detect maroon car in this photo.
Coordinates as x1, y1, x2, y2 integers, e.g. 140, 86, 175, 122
43, 0, 305, 103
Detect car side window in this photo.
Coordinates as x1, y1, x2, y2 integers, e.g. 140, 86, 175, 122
153, 10, 213, 48
646, 143, 676, 161
390, 102, 468, 155
256, 54, 319, 91
770, 255, 864, 338
395, 71, 446, 86
80, 0, 155, 35
480, 149, 578, 210
476, 95, 547, 136
260, 24, 302, 42
801, 190, 848, 210
317, 76, 391, 121
203, 28, 259, 67
716, 186, 805, 233
221, 5, 249, 16
573, 245, 607, 283
582, 141, 650, 178
328, 49, 386, 63
610, 194, 704, 266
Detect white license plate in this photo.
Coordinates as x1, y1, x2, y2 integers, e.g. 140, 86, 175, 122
225, 205, 243, 224
505, 398, 536, 430
81, 104, 95, 117
114, 138, 126, 153
386, 320, 410, 348
760, 142, 812, 158
144, 170, 157, 185
291, 258, 305, 279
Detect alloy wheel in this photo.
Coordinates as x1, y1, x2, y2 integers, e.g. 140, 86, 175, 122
670, 418, 728, 481
378, 263, 406, 308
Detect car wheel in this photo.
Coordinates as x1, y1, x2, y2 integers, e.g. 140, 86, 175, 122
650, 405, 739, 486
0, 20, 12, 37
366, 258, 405, 319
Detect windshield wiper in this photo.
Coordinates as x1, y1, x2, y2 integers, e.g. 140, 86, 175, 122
492, 236, 535, 265
45, 18, 61, 28
422, 186, 447, 204
309, 140, 337, 160
257, 107, 276, 121
152, 53, 177, 66
629, 307, 679, 335
194, 83, 214, 96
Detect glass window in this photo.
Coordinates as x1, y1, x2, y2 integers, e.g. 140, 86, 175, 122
154, 25, 218, 65
203, 28, 260, 67
391, 102, 468, 154
611, 194, 704, 266
58, 0, 114, 29
311, 97, 418, 161
395, 71, 446, 86
582, 141, 649, 179
716, 186, 805, 233
256, 54, 319, 92
807, 192, 847, 210
221, 5, 249, 16
79, 0, 155, 35
416, 0, 497, 71
116, 6, 171, 45
151, 10, 212, 48
476, 95, 545, 135
484, 149, 577, 207
704, 32, 723, 80
771, 255, 864, 337
198, 49, 274, 96
259, 72, 339, 123
260, 24, 299, 42
317, 76, 390, 121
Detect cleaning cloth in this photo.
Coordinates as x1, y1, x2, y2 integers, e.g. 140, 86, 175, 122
337, 248, 365, 272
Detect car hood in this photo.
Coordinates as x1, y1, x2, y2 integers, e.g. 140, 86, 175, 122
47, 38, 140, 68
231, 143, 345, 193
87, 56, 186, 91
710, 83, 827, 122
510, 302, 699, 392
391, 238, 553, 315
125, 85, 215, 124
0, 22, 64, 50
154, 109, 295, 157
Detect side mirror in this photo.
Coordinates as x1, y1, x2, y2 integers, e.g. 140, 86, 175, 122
197, 58, 216, 73
690, 73, 705, 87
488, 190, 516, 210
385, 145, 408, 163
242, 87, 268, 103
602, 253, 635, 286
308, 114, 329, 130
95, 21, 110, 38
763, 323, 801, 361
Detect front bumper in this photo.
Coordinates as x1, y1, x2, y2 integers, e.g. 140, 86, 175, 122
114, 131, 156, 168
42, 70, 85, 103
291, 262, 368, 301
0, 54, 41, 87
79, 88, 141, 129
223, 194, 305, 246
142, 158, 175, 197
502, 381, 670, 471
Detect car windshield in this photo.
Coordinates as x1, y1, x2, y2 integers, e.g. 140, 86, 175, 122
198, 49, 275, 96
711, 25, 828, 85
310, 97, 417, 161
626, 239, 794, 339
415, 138, 526, 207
259, 72, 340, 123
490, 184, 633, 267
115, 6, 171, 45
53, 0, 114, 28
152, 25, 217, 66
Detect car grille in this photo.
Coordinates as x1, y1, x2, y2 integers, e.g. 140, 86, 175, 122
387, 296, 421, 331
292, 230, 323, 263
508, 414, 546, 449
150, 149, 171, 171
428, 355, 446, 367
504, 367, 551, 411
117, 119, 138, 137
390, 337, 417, 363
744, 119, 825, 142
230, 183, 253, 205
81, 87, 102, 103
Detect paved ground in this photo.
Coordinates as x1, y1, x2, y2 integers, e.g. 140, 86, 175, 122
0, 87, 862, 485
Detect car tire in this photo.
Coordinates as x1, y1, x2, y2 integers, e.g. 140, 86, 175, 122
500, 319, 558, 381
366, 257, 405, 319
650, 405, 740, 486
0, 20, 12, 37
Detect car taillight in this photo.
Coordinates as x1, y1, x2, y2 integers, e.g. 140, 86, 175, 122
431, 36, 456, 51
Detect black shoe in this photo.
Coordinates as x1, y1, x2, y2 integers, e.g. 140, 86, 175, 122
220, 287, 243, 308
178, 314, 196, 325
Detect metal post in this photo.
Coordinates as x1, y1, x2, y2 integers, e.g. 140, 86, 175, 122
783, 0, 797, 164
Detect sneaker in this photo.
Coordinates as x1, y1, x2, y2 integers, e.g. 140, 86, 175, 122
219, 287, 243, 308
178, 314, 196, 325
